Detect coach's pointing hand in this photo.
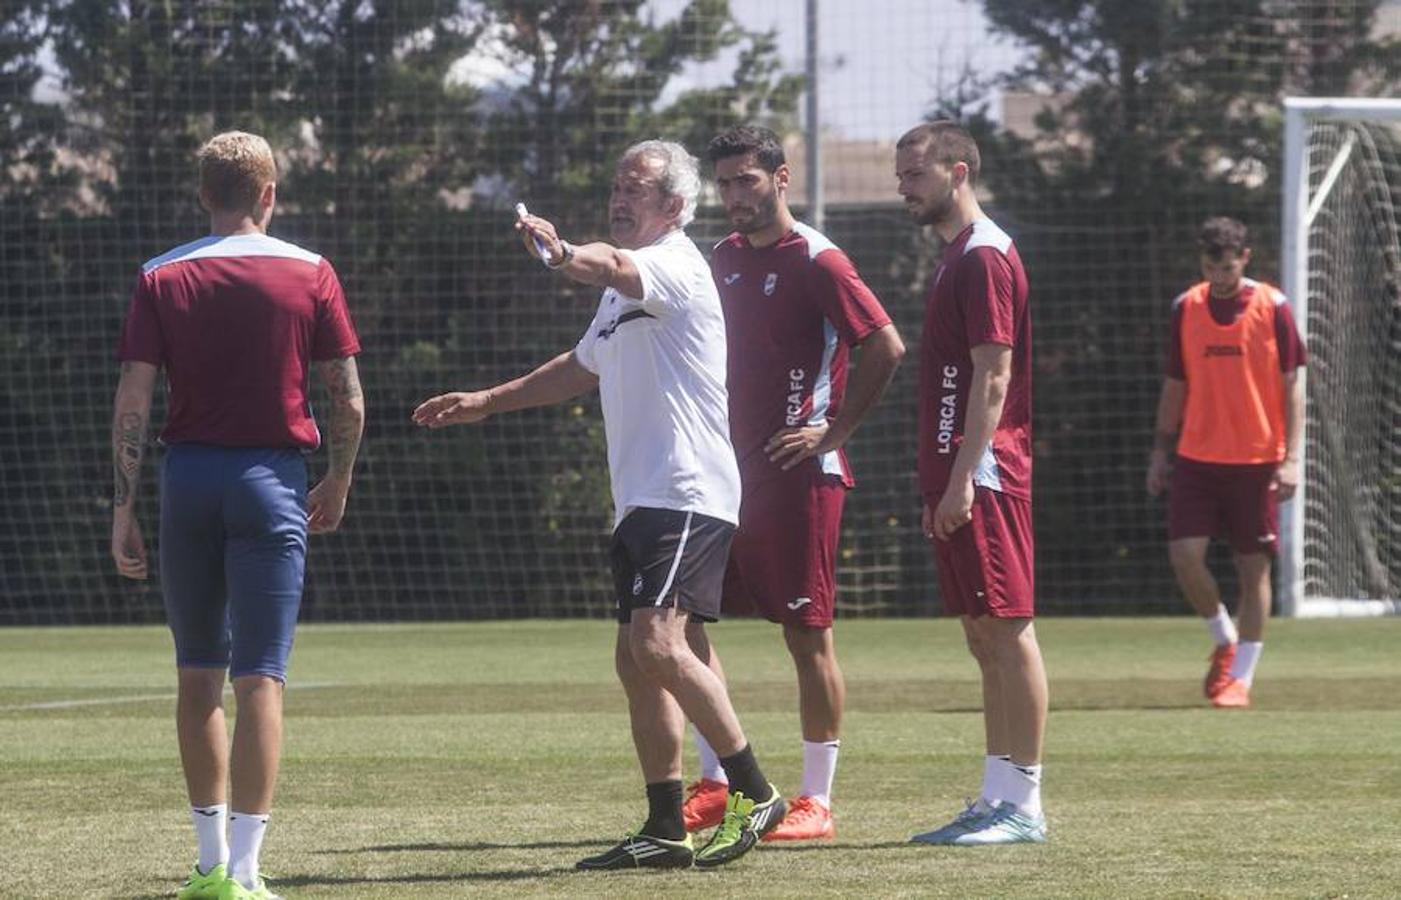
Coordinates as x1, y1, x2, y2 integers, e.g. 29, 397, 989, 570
413, 390, 494, 428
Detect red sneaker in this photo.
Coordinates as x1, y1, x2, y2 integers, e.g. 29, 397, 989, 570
682, 778, 729, 832
1205, 643, 1237, 699
1212, 677, 1251, 708
761, 795, 835, 842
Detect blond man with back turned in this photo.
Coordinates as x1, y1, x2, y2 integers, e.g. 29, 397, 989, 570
113, 131, 364, 900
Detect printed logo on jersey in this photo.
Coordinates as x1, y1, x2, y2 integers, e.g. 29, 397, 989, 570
632, 573, 645, 596
785, 368, 806, 426
724, 272, 741, 285
764, 272, 778, 296
937, 364, 958, 455
1204, 344, 1244, 358
786, 597, 812, 611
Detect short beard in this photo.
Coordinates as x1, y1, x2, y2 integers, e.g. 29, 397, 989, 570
913, 191, 956, 228
735, 193, 779, 235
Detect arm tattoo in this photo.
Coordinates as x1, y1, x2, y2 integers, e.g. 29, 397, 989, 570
320, 356, 365, 480
113, 411, 146, 508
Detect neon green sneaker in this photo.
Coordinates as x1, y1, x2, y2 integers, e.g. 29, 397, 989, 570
215, 875, 283, 899
177, 863, 229, 900
694, 785, 785, 868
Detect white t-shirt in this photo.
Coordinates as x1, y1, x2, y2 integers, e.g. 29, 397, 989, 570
573, 229, 741, 528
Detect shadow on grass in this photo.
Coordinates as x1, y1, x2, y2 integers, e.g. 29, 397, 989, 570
316, 838, 606, 854
274, 867, 578, 887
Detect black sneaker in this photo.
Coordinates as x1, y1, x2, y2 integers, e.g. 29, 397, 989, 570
576, 830, 695, 870
693, 784, 785, 868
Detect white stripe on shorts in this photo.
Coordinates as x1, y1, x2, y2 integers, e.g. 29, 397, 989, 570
653, 511, 693, 606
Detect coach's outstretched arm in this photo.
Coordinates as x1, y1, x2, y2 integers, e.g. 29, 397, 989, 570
308, 355, 365, 534
110, 361, 159, 579
413, 350, 599, 429
517, 212, 651, 300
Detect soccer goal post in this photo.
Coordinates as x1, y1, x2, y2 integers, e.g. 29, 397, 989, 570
1280, 97, 1401, 617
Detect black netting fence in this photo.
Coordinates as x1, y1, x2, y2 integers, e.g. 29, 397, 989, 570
2, 0, 1398, 622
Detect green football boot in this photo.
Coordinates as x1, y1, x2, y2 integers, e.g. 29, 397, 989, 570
694, 785, 784, 868
215, 875, 283, 899
176, 863, 229, 900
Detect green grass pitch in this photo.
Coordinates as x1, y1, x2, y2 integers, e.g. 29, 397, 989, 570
2, 618, 1400, 898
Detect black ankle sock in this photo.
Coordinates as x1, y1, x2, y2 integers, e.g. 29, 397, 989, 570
718, 744, 772, 802
642, 779, 686, 840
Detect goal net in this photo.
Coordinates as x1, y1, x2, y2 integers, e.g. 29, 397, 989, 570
1280, 98, 1401, 616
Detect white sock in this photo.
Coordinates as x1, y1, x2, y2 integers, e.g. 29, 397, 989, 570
190, 804, 228, 873
980, 755, 1009, 809
1205, 605, 1238, 647
693, 726, 727, 783
1230, 641, 1263, 685
228, 812, 269, 889
799, 740, 840, 808
1002, 762, 1043, 819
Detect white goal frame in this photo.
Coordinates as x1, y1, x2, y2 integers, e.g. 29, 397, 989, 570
1280, 96, 1401, 617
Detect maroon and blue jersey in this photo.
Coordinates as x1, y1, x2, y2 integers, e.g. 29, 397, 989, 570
118, 232, 360, 450
712, 223, 891, 490
918, 218, 1032, 502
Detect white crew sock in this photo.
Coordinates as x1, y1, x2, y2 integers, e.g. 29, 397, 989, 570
228, 812, 270, 889
980, 755, 1010, 810
1002, 762, 1043, 819
1205, 605, 1238, 647
693, 726, 727, 783
190, 803, 228, 873
1230, 641, 1263, 685
799, 740, 840, 808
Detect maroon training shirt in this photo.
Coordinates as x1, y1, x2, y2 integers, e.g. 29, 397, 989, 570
918, 218, 1032, 503
117, 233, 360, 450
713, 223, 891, 489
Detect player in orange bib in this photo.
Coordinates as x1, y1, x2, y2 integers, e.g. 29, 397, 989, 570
1147, 217, 1306, 709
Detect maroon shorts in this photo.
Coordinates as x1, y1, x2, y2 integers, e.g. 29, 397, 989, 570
1168, 457, 1279, 555
926, 487, 1035, 619
722, 471, 846, 628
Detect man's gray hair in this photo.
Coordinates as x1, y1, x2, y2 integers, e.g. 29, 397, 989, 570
620, 139, 701, 228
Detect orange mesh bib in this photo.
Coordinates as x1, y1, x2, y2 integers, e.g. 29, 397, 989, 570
1177, 281, 1287, 464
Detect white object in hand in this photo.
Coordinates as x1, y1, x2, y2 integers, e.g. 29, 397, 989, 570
515, 202, 552, 262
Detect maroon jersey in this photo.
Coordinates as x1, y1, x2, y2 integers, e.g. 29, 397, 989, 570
918, 218, 1032, 502
713, 223, 891, 489
118, 233, 360, 450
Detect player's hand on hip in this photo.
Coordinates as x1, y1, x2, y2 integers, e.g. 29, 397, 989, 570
1146, 450, 1171, 497
111, 512, 148, 580
765, 421, 832, 470
412, 390, 493, 428
307, 476, 350, 534
932, 479, 974, 541
1274, 457, 1300, 501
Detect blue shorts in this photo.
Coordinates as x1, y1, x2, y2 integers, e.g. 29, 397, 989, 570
160, 445, 308, 681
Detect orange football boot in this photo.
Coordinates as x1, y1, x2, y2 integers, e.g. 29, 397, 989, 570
682, 778, 729, 832
761, 795, 835, 842
1211, 677, 1251, 708
1205, 643, 1237, 699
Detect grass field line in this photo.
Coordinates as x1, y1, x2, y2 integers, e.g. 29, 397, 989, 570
0, 680, 342, 711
